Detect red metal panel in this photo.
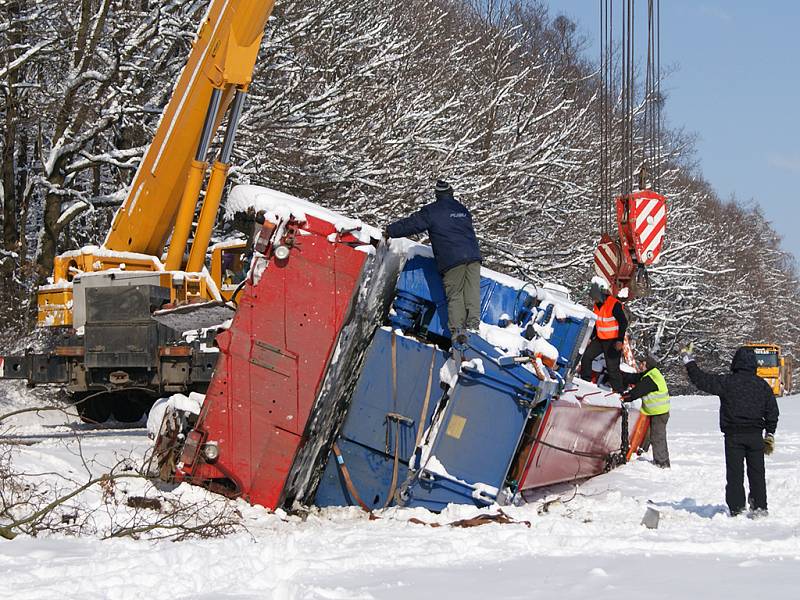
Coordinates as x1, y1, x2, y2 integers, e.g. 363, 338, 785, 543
519, 390, 638, 491
180, 214, 367, 508
593, 233, 619, 288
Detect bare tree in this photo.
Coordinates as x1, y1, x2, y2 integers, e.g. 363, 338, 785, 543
1, 403, 243, 540
2, 0, 797, 381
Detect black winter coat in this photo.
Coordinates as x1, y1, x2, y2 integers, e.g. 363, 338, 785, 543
621, 369, 659, 401
686, 347, 779, 435
386, 192, 481, 273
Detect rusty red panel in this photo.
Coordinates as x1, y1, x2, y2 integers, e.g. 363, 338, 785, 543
183, 214, 367, 508
519, 392, 636, 491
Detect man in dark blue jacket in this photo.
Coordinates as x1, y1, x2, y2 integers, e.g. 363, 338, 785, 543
385, 181, 482, 343
682, 344, 779, 516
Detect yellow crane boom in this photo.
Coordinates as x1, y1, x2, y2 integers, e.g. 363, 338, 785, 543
107, 0, 274, 262
40, 0, 276, 325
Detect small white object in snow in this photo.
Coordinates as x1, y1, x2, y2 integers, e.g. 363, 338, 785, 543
460, 358, 485, 375
439, 358, 460, 388
146, 392, 206, 439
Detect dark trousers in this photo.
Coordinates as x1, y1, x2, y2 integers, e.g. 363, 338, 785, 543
724, 432, 767, 514
649, 412, 670, 467
442, 261, 481, 334
580, 337, 623, 392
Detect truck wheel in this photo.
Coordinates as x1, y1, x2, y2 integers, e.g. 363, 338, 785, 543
85, 397, 112, 424
72, 392, 95, 424
73, 393, 111, 424
112, 399, 146, 423
111, 390, 156, 423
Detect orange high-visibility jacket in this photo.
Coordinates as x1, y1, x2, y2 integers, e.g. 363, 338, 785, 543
594, 296, 620, 340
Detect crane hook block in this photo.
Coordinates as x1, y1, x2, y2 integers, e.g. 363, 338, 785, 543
616, 190, 667, 267
594, 191, 666, 299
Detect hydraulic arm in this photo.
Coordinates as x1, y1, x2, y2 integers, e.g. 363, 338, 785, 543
39, 1, 277, 326
106, 0, 275, 264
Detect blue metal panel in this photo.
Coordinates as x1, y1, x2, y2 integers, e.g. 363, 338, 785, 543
317, 260, 585, 511
315, 438, 398, 508
548, 315, 589, 376
390, 255, 449, 337
401, 334, 558, 511
479, 279, 533, 328
390, 255, 534, 339
314, 327, 449, 510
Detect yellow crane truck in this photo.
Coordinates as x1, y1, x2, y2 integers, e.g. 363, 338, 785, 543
1, 1, 278, 422
745, 343, 793, 397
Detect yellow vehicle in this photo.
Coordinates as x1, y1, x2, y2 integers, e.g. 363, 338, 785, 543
745, 343, 793, 397
38, 0, 276, 326
2, 1, 279, 422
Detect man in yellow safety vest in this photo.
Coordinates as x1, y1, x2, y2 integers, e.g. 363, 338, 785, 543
622, 353, 671, 468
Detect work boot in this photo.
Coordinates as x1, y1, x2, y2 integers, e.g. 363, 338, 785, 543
729, 508, 744, 517
749, 508, 769, 519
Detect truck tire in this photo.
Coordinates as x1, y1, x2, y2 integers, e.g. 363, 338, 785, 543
112, 393, 150, 423
73, 393, 111, 424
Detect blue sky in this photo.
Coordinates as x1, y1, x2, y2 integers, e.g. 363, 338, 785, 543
544, 1, 800, 261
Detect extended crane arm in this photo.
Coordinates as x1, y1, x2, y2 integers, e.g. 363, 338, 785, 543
104, 0, 276, 263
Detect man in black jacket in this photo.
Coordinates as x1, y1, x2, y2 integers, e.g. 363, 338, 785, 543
385, 181, 482, 344
682, 344, 779, 516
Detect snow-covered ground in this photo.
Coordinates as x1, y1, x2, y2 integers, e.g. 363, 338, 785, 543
2, 383, 799, 600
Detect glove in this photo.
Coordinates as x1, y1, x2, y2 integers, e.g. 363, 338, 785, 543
680, 341, 695, 365
764, 433, 775, 455
614, 340, 624, 351
620, 392, 632, 403
382, 228, 390, 240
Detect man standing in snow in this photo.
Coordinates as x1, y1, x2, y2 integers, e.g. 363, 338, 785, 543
621, 353, 671, 468
384, 181, 482, 345
579, 278, 628, 392
681, 343, 779, 516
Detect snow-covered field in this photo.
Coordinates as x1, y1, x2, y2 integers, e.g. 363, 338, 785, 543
2, 383, 799, 600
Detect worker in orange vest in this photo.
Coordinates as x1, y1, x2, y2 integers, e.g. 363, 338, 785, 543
579, 277, 628, 392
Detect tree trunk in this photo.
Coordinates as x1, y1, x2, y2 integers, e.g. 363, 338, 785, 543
17, 128, 31, 262
2, 0, 22, 252
37, 184, 65, 280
